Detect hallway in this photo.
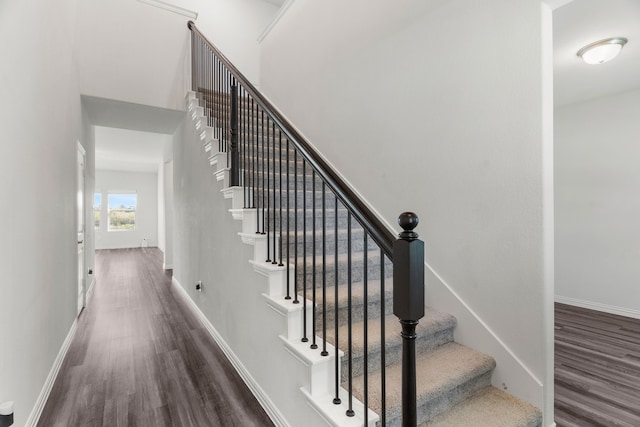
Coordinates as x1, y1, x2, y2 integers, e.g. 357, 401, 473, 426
38, 248, 273, 427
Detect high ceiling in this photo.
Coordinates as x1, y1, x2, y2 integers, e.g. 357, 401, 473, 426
554, 0, 640, 107
93, 0, 640, 173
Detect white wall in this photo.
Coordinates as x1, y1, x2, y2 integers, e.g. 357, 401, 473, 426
158, 163, 166, 253
95, 170, 159, 249
164, 161, 175, 269
0, 0, 83, 424
188, 0, 279, 87
157, 160, 175, 269
74, 0, 279, 110
172, 117, 331, 426
555, 88, 640, 317
259, 0, 551, 416
82, 110, 97, 299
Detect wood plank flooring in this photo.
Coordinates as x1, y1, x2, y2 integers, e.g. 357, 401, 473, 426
38, 248, 274, 427
555, 303, 640, 427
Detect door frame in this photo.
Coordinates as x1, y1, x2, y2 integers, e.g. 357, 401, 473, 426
77, 142, 86, 315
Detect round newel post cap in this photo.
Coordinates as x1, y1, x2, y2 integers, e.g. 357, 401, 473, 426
398, 212, 419, 240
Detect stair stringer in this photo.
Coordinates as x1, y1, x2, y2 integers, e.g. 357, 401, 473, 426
233, 203, 380, 427
185, 91, 379, 427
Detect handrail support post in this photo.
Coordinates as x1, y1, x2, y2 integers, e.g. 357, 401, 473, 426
393, 212, 425, 427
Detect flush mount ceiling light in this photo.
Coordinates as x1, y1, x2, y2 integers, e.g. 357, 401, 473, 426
577, 37, 628, 65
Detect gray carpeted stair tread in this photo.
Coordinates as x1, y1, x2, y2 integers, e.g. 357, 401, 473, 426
327, 310, 457, 380
351, 342, 496, 426
310, 279, 393, 325
315, 279, 391, 309
326, 309, 456, 355
297, 249, 392, 272
420, 387, 542, 427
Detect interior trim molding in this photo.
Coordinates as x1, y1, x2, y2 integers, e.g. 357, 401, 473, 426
171, 277, 290, 427
555, 295, 640, 320
426, 262, 543, 386
26, 318, 78, 427
542, 0, 574, 10
136, 0, 198, 19
257, 0, 296, 43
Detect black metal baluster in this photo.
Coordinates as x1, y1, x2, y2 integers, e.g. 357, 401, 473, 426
238, 86, 243, 192
293, 151, 299, 305
311, 171, 317, 350
260, 110, 266, 235
255, 105, 262, 234
363, 232, 369, 427
333, 194, 341, 405
228, 71, 231, 152
346, 212, 354, 417
207, 51, 215, 127
242, 87, 247, 206
195, 38, 199, 92
302, 160, 308, 343
204, 46, 207, 126
205, 46, 209, 126
195, 38, 199, 93
219, 65, 222, 143
278, 131, 284, 267
225, 70, 228, 153
380, 249, 386, 426
230, 80, 239, 187
212, 56, 216, 144
252, 99, 257, 210
246, 92, 251, 207
217, 59, 222, 150
266, 117, 271, 263
225, 70, 228, 149
206, 46, 212, 127
190, 31, 195, 91
272, 122, 278, 265
321, 182, 328, 357
285, 139, 291, 300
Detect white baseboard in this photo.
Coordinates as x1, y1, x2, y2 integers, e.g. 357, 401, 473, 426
171, 277, 289, 427
25, 318, 78, 427
163, 263, 174, 270
555, 295, 640, 320
86, 277, 97, 303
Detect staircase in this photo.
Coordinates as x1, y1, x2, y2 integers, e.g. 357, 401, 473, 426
187, 22, 542, 427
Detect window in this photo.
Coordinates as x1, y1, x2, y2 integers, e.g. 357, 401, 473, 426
108, 193, 137, 231
94, 193, 102, 230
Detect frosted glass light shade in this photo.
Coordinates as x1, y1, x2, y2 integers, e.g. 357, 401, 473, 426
577, 37, 628, 64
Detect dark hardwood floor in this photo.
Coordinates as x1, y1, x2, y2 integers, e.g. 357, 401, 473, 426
555, 303, 640, 427
38, 248, 274, 427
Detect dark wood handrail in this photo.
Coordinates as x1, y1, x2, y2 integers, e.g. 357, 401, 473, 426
187, 21, 395, 257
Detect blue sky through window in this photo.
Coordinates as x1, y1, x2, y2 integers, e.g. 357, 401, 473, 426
94, 193, 102, 208
108, 193, 137, 210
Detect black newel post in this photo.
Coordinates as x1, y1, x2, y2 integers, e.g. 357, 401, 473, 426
230, 82, 240, 187
393, 212, 425, 427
